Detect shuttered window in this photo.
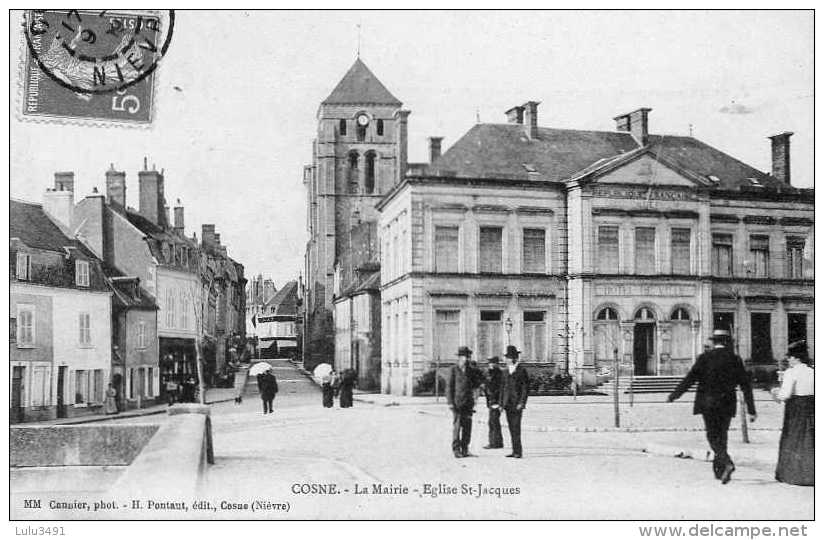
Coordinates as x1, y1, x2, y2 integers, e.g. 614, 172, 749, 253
670, 228, 691, 275
522, 228, 546, 273
786, 236, 805, 279
478, 310, 503, 360
635, 227, 656, 274
479, 227, 503, 273
597, 226, 619, 273
78, 313, 91, 345
522, 311, 546, 362
434, 226, 459, 272
712, 234, 733, 277
749, 235, 769, 278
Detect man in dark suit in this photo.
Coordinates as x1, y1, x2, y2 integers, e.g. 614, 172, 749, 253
668, 329, 757, 484
446, 346, 482, 458
500, 345, 530, 458
483, 357, 504, 449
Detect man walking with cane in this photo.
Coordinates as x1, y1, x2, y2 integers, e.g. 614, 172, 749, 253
668, 329, 756, 484
483, 356, 504, 450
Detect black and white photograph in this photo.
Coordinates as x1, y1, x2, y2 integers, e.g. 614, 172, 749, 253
6, 7, 815, 530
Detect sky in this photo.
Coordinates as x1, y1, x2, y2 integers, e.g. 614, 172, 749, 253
9, 10, 813, 289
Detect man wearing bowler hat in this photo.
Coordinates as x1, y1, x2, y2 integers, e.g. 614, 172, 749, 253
668, 329, 756, 484
446, 346, 483, 458
482, 356, 504, 449
500, 345, 530, 458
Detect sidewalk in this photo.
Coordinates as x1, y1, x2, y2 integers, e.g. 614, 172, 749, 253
15, 387, 240, 426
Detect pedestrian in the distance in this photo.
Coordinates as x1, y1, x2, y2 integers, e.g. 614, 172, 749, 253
446, 346, 482, 458
104, 383, 119, 415
257, 369, 278, 414
771, 340, 814, 486
668, 329, 756, 484
338, 368, 355, 408
322, 370, 335, 408
483, 357, 504, 449
500, 346, 530, 458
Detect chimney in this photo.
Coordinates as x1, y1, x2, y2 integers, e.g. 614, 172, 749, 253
428, 137, 443, 164
202, 224, 216, 248
769, 132, 793, 185
138, 158, 165, 226
393, 109, 411, 185
105, 164, 126, 207
173, 199, 185, 236
523, 101, 539, 139
43, 172, 75, 229
54, 171, 75, 192
614, 107, 652, 146
505, 105, 524, 124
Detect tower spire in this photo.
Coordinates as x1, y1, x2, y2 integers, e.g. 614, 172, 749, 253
356, 23, 361, 57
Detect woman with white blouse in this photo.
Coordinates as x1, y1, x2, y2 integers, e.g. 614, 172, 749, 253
771, 341, 814, 486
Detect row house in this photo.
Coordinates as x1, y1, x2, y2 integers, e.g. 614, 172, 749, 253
255, 280, 300, 359
378, 103, 813, 395
200, 224, 247, 380
10, 196, 112, 422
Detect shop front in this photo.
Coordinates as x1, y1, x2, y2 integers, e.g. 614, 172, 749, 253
159, 337, 197, 401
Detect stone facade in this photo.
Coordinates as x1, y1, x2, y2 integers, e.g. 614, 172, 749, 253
377, 105, 814, 395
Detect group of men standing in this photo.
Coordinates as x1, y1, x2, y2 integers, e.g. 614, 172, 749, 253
446, 345, 530, 459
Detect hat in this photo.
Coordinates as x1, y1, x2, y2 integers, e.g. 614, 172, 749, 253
709, 329, 731, 342
457, 346, 473, 357
487, 356, 500, 364
504, 345, 521, 359
787, 340, 808, 360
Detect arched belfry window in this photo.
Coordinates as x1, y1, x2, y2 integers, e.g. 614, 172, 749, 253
339, 119, 347, 136
377, 119, 384, 136
347, 151, 359, 193
364, 151, 376, 194
635, 307, 656, 321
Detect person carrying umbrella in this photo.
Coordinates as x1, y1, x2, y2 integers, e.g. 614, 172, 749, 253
338, 368, 356, 408
256, 368, 278, 415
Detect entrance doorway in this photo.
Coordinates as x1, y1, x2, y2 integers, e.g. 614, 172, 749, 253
634, 324, 656, 375
57, 366, 67, 418
11, 366, 24, 423
750, 313, 772, 365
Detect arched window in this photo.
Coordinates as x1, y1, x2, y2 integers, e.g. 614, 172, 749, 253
347, 152, 359, 193
376, 119, 384, 136
670, 307, 690, 321
596, 307, 619, 320
635, 307, 656, 321
339, 119, 347, 136
364, 151, 376, 194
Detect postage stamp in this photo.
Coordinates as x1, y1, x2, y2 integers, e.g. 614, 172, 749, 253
20, 9, 174, 125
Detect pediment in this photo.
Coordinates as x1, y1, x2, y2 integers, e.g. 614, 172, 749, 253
595, 154, 698, 187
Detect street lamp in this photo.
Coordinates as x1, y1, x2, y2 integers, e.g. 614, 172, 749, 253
505, 316, 513, 346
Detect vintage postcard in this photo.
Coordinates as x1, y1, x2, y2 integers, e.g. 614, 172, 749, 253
7, 8, 815, 532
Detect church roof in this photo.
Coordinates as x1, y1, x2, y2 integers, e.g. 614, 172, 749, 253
322, 58, 401, 106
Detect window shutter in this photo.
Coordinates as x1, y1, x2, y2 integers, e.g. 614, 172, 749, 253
435, 226, 459, 272
598, 226, 619, 273
635, 227, 656, 274
671, 228, 691, 274
479, 227, 503, 273
523, 229, 546, 273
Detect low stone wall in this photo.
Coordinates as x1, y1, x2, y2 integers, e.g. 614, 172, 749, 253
10, 424, 159, 467
108, 404, 214, 499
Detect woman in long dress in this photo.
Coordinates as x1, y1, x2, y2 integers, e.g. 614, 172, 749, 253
104, 383, 118, 415
771, 342, 814, 486
321, 371, 335, 408
338, 369, 355, 408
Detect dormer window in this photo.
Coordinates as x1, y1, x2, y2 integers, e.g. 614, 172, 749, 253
747, 177, 763, 187
708, 175, 720, 184
75, 260, 90, 287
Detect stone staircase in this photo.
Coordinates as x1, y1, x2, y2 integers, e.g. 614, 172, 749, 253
597, 375, 691, 395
